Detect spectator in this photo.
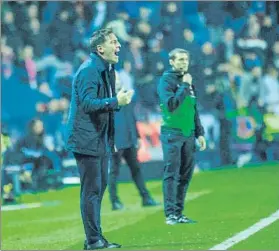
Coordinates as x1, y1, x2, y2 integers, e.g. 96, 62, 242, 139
26, 18, 47, 58
9, 1, 30, 38
134, 20, 153, 46
22, 46, 37, 88
181, 29, 202, 66
1, 44, 15, 80
200, 2, 227, 46
106, 11, 131, 44
259, 65, 279, 114
226, 2, 249, 19
218, 28, 237, 63
71, 2, 90, 51
138, 6, 152, 23
239, 66, 263, 107
198, 42, 218, 105
88, 1, 107, 34
14, 49, 30, 85
11, 119, 58, 191
159, 2, 183, 50
118, 60, 134, 91
180, 28, 203, 88
47, 10, 74, 61
237, 16, 268, 67
269, 41, 279, 71
125, 37, 147, 78
2, 10, 24, 55
147, 38, 168, 77
261, 15, 277, 50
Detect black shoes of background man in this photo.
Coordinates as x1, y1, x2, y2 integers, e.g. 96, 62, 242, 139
142, 198, 161, 207
112, 200, 124, 211
84, 238, 122, 250
112, 198, 160, 211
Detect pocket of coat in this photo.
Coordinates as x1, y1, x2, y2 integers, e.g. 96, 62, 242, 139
76, 126, 99, 151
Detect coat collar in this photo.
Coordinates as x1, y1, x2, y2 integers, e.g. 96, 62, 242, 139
90, 52, 115, 72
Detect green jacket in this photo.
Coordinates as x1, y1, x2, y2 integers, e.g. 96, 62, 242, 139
158, 69, 204, 137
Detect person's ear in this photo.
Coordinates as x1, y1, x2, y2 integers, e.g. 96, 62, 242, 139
97, 45, 104, 54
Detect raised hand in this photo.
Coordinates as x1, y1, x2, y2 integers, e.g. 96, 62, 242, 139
116, 89, 134, 106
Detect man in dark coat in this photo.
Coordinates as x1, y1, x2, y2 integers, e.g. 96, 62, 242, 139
108, 72, 160, 211
65, 28, 134, 250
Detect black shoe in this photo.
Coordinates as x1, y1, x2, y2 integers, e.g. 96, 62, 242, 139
84, 236, 122, 250
176, 215, 197, 224
85, 240, 106, 250
142, 198, 161, 207
102, 236, 122, 248
112, 201, 124, 211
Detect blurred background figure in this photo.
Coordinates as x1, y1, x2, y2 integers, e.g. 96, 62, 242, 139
108, 72, 160, 210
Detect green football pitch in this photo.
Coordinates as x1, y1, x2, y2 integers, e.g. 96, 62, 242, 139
2, 162, 279, 250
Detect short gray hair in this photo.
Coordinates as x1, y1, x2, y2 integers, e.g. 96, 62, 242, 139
168, 48, 189, 60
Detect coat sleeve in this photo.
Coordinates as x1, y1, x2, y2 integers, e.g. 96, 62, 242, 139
158, 76, 191, 112
192, 85, 205, 138
194, 104, 205, 138
77, 68, 119, 113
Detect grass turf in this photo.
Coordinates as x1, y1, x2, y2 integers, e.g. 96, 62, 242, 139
2, 162, 279, 250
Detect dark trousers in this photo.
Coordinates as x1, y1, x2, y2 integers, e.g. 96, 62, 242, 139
108, 146, 150, 203
31, 156, 52, 191
220, 118, 232, 165
74, 153, 109, 245
161, 129, 196, 217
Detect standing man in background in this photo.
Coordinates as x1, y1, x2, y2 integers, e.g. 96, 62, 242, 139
66, 29, 134, 250
158, 48, 206, 225
108, 72, 160, 211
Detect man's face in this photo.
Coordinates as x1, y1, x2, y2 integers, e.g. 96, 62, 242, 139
28, 4, 38, 18
98, 33, 121, 64
167, 2, 177, 13
252, 67, 262, 77
224, 29, 234, 41
4, 11, 14, 24
170, 53, 189, 73
249, 22, 260, 37
202, 42, 213, 55
33, 120, 44, 135
273, 41, 279, 54
183, 29, 194, 42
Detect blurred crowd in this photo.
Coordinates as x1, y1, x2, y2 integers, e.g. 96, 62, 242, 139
1, 1, 279, 198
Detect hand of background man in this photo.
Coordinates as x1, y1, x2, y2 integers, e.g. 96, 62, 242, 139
198, 136, 206, 151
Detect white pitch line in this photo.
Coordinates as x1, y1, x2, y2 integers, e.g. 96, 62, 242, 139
1, 202, 42, 211
1, 201, 60, 211
210, 209, 279, 250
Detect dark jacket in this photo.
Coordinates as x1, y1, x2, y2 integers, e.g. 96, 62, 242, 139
114, 102, 138, 150
65, 53, 119, 156
158, 69, 204, 138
